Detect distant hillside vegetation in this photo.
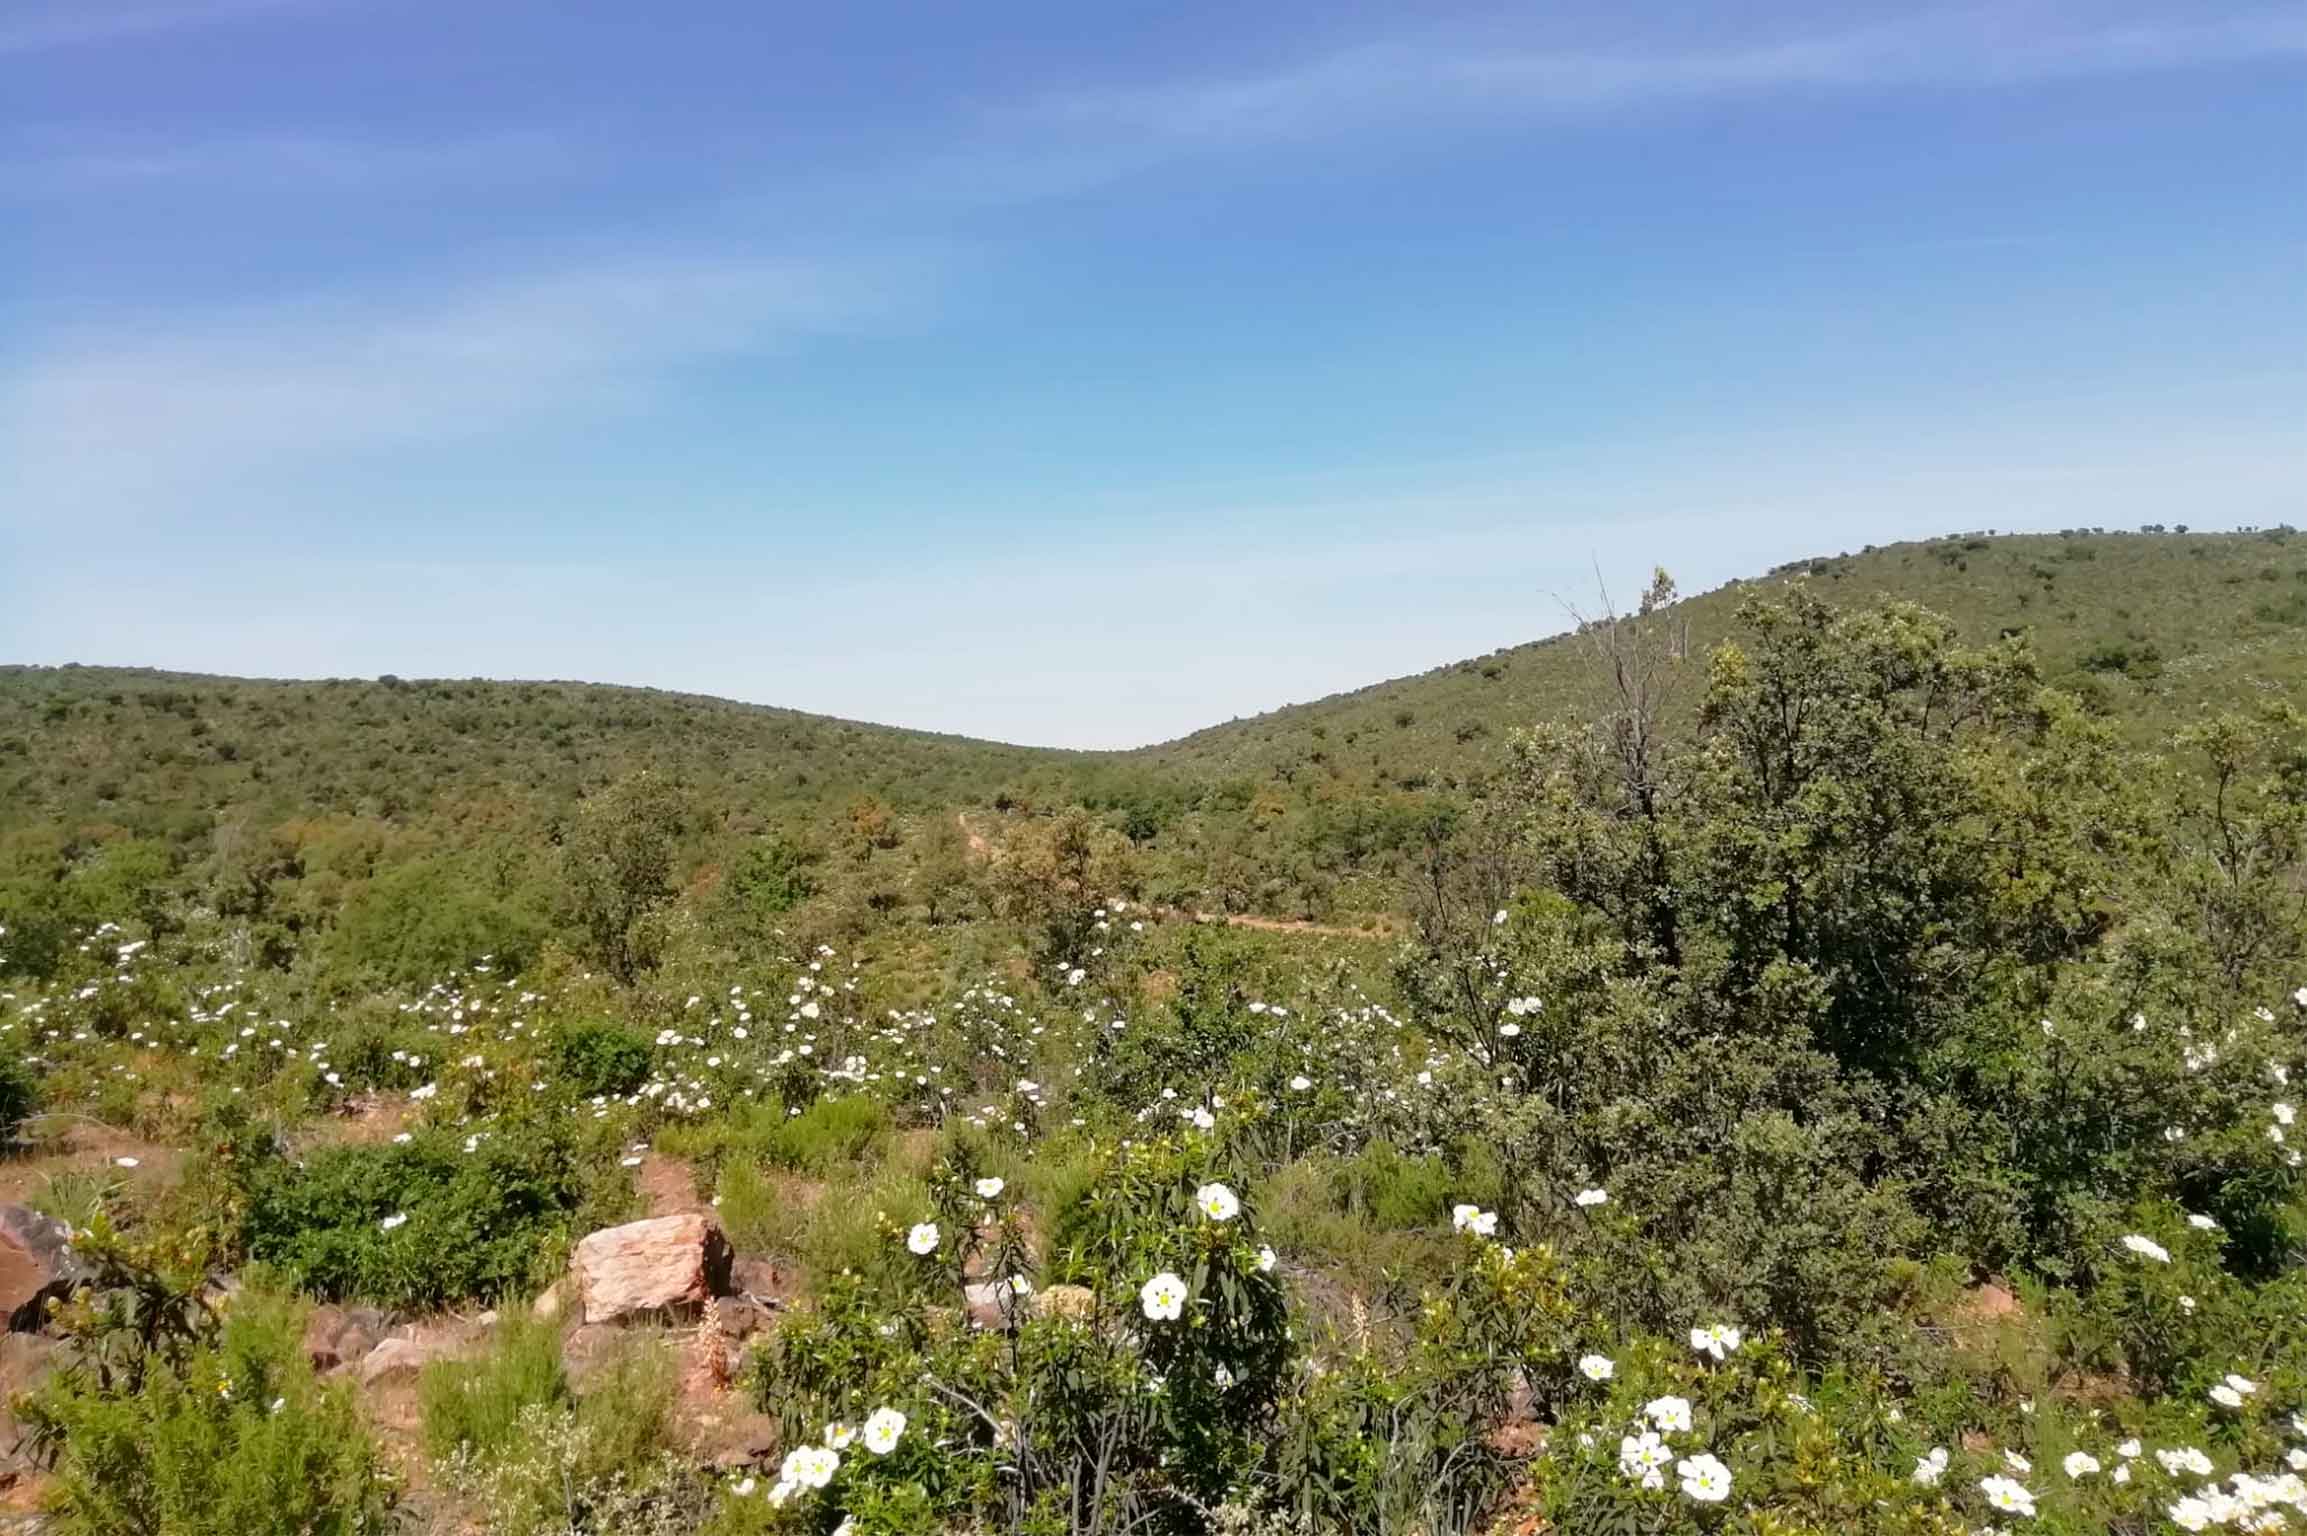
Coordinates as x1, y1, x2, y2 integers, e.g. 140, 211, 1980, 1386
4, 527, 2303, 941
1141, 527, 2307, 786
0, 668, 1087, 837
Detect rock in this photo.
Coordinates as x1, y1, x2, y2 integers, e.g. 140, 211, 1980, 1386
559, 1323, 632, 1386
1032, 1283, 1096, 1323
1959, 1281, 2023, 1322
357, 1335, 443, 1386
964, 1278, 1034, 1329
1486, 1420, 1548, 1458
302, 1304, 396, 1374
0, 1333, 59, 1451
727, 1255, 784, 1301
572, 1214, 731, 1324
713, 1295, 769, 1340
1503, 1368, 1536, 1424
0, 1205, 80, 1332
0, 1332, 57, 1396
703, 1411, 782, 1469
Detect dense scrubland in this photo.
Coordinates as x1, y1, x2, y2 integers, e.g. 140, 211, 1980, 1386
8, 530, 2307, 944
2, 529, 2305, 1535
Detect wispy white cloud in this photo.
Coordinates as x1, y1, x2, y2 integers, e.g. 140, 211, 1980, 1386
0, 129, 576, 190
11, 413, 2300, 746
0, 0, 316, 55
1016, 7, 2307, 153
0, 252, 934, 516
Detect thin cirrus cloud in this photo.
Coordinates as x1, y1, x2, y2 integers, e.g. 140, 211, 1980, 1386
0, 0, 316, 55
19, 413, 2300, 746
0, 129, 579, 190
8, 3, 2303, 528
0, 254, 932, 520
1013, 7, 2307, 148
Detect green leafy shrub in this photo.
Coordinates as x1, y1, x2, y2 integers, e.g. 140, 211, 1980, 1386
792, 1162, 932, 1284
1323, 1138, 1456, 1229
21, 1287, 393, 1536
741, 1133, 1294, 1533
723, 835, 819, 918
1383, 590, 2307, 1362
551, 1020, 656, 1099
26, 1167, 123, 1231
761, 1094, 889, 1176
713, 1160, 784, 1253
667, 1093, 892, 1195
325, 858, 546, 986
242, 1118, 600, 1307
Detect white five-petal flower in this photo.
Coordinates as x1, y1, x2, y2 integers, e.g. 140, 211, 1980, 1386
1195, 1182, 1240, 1222
862, 1406, 906, 1455
1140, 1271, 1187, 1321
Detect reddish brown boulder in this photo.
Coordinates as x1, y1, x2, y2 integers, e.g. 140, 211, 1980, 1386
0, 1332, 60, 1460
728, 1255, 787, 1301
572, 1213, 732, 1324
714, 1294, 770, 1340
357, 1336, 444, 1386
560, 1322, 623, 1384
302, 1305, 396, 1374
0, 1205, 80, 1332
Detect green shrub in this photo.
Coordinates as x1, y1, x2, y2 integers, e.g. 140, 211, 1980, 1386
658, 1094, 890, 1193
723, 836, 818, 918
325, 857, 545, 986
21, 1289, 392, 1536
1326, 1139, 1454, 1229
429, 1326, 683, 1536
2078, 637, 2163, 678
26, 1168, 123, 1231
421, 1312, 569, 1462
550, 1020, 655, 1099
570, 1330, 682, 1475
242, 1118, 599, 1308
762, 1094, 888, 1176
714, 1160, 784, 1253
794, 1163, 932, 1283
1261, 1156, 1450, 1280
743, 1136, 1303, 1531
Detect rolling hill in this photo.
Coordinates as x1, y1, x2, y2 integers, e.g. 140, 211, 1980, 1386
5, 528, 2304, 939
1143, 526, 2307, 787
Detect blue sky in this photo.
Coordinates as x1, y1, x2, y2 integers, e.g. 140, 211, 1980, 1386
3, 1, 2302, 747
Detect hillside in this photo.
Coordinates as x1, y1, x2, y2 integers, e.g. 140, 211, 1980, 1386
0, 668, 1088, 836
11, 531, 2305, 825
1143, 527, 2307, 786
6, 528, 2306, 943
4, 522, 2303, 1536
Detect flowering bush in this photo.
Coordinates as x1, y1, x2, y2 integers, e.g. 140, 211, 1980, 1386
8, 582, 2307, 1535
